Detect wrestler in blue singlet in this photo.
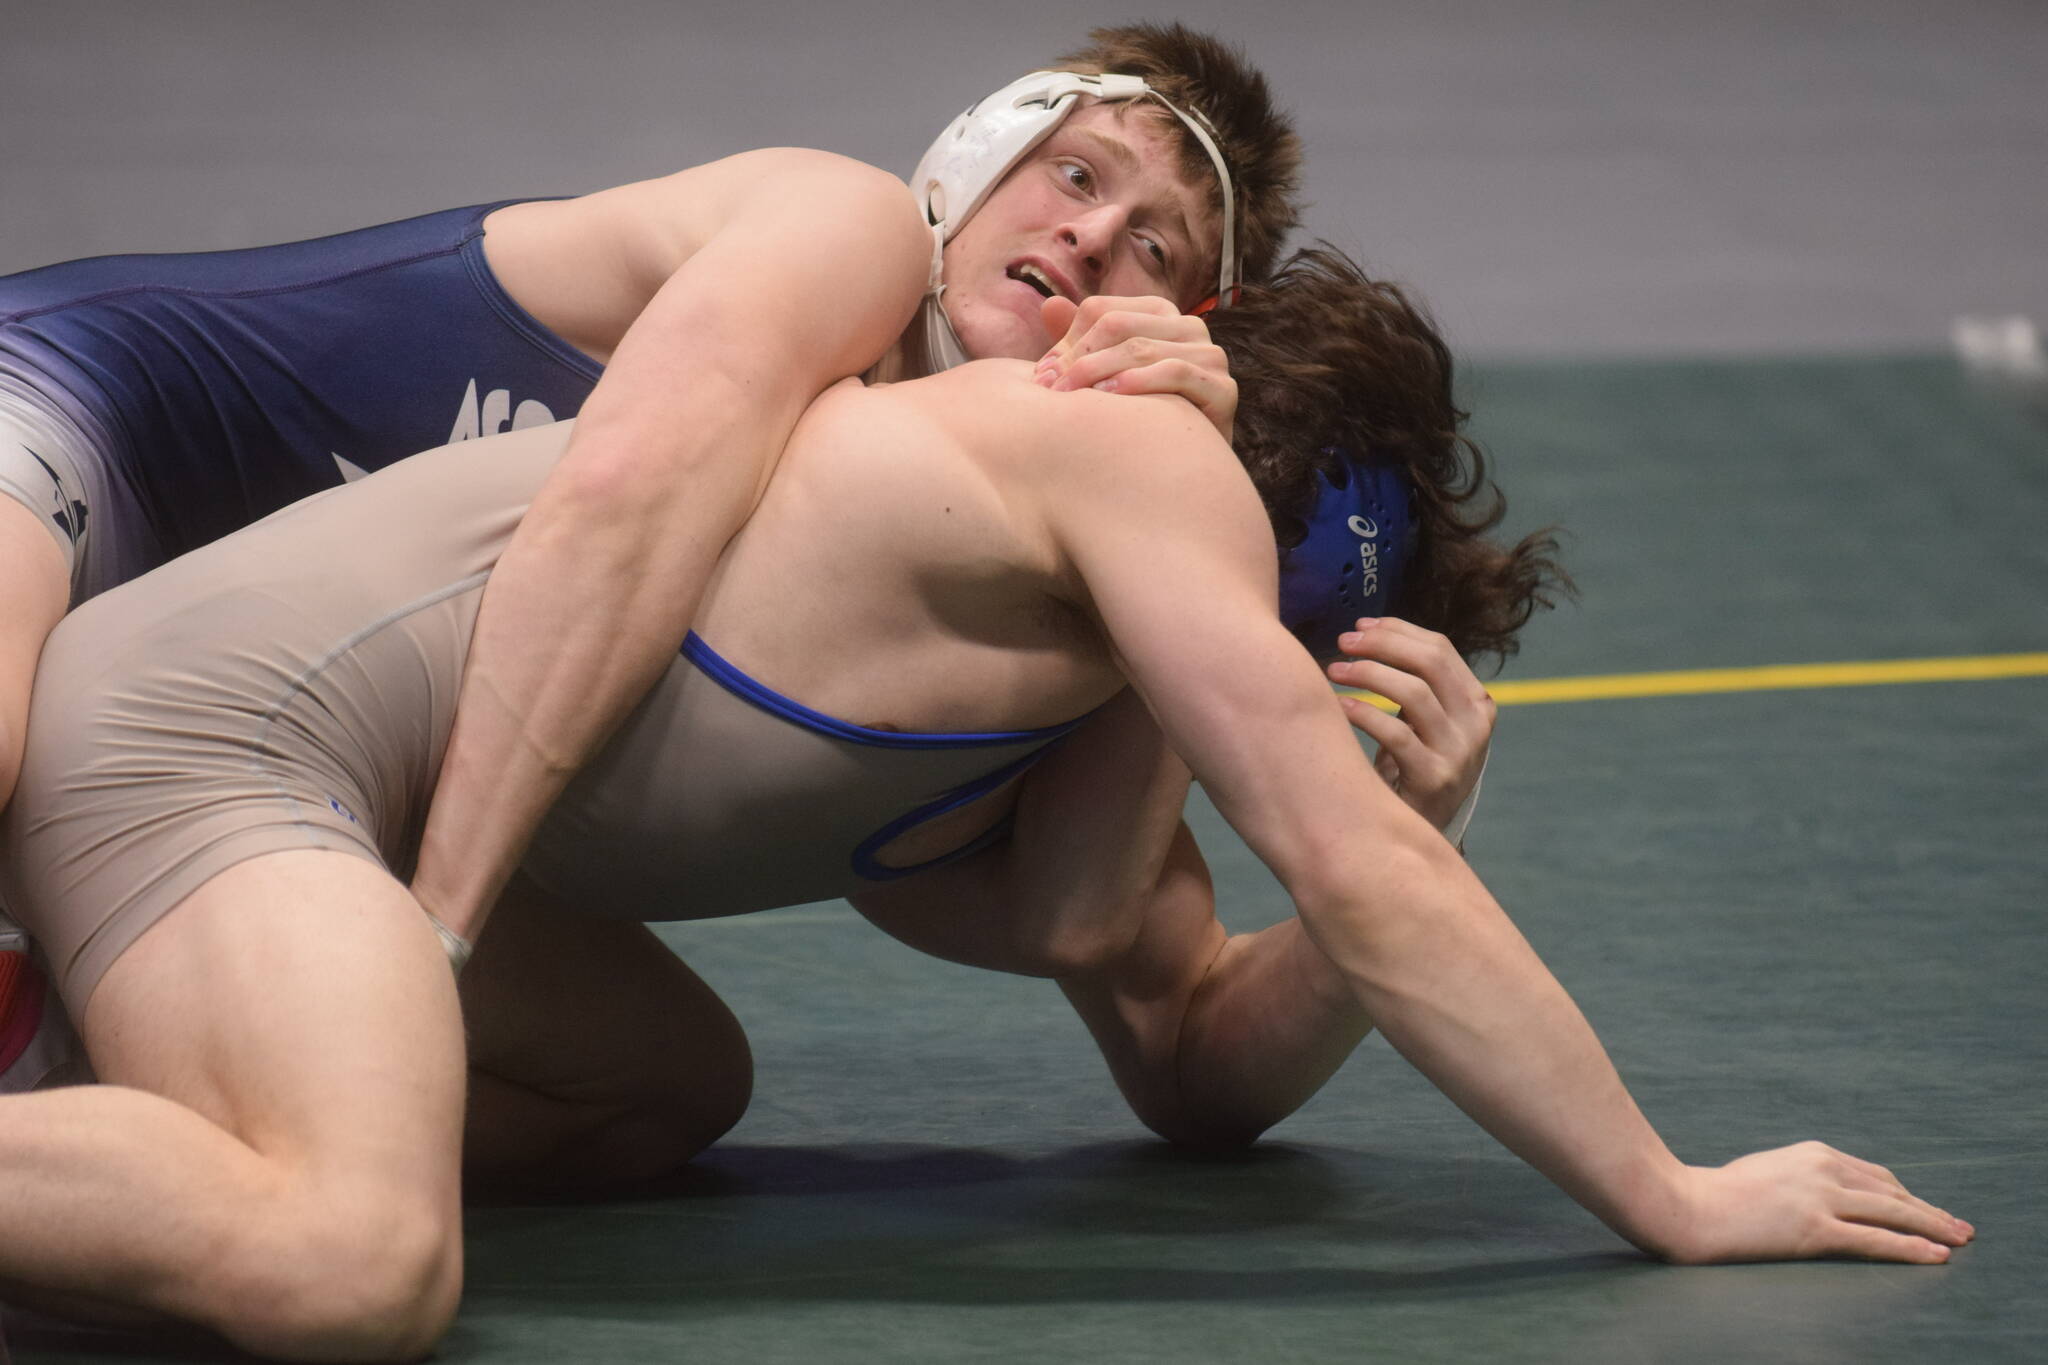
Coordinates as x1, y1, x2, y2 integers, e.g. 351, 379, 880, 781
0, 202, 600, 601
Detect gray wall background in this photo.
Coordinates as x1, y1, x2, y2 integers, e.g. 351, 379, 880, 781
3, 0, 2044, 359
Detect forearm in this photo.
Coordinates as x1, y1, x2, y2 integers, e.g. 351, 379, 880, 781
1302, 836, 1689, 1254
408, 160, 929, 942
412, 376, 773, 936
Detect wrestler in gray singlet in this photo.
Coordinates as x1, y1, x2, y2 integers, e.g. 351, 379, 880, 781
0, 422, 1080, 1014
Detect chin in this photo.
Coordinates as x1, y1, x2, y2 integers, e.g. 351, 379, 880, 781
944, 298, 1043, 363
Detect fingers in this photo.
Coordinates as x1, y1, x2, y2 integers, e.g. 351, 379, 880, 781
1833, 1189, 1972, 1250
1062, 355, 1232, 421
1685, 1145, 1975, 1267
1325, 618, 1495, 831
1339, 693, 1419, 781
1825, 1221, 1954, 1265
1039, 296, 1081, 347
1042, 293, 1184, 365
1794, 1142, 1974, 1263
1328, 618, 1494, 740
1033, 298, 1237, 437
1335, 657, 1451, 743
1805, 1142, 1974, 1242
1050, 338, 1229, 396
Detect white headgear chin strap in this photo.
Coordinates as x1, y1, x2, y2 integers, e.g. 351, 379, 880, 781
907, 70, 1240, 376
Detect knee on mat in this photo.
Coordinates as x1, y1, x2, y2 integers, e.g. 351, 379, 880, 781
216, 1191, 463, 1363
611, 1033, 756, 1181
680, 1034, 755, 1156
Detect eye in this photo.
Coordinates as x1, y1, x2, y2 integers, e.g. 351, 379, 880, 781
1058, 160, 1095, 194
1140, 236, 1169, 271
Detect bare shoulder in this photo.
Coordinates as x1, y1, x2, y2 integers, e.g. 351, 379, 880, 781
490, 150, 919, 281
930, 364, 1237, 484
912, 364, 1272, 576
1007, 375, 1265, 535
482, 150, 927, 355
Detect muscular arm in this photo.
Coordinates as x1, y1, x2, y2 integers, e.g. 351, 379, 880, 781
1028, 398, 1685, 1238
852, 709, 1368, 1151
1028, 397, 1965, 1263
411, 153, 931, 940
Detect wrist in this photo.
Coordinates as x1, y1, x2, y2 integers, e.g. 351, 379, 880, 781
423, 911, 474, 977
1439, 751, 1487, 846
1609, 1158, 1705, 1263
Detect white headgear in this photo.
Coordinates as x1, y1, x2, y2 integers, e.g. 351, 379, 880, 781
899, 70, 1241, 375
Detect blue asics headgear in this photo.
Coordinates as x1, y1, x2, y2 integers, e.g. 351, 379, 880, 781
1277, 449, 1417, 663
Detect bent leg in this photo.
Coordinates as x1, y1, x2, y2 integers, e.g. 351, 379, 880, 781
0, 850, 467, 1361
461, 873, 752, 1197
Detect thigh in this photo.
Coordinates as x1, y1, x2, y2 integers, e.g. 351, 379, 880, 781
83, 848, 467, 1187
460, 873, 752, 1189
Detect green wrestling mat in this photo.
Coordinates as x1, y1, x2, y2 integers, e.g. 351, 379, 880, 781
18, 354, 2046, 1362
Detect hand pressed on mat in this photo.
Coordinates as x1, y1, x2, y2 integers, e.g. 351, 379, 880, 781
1654, 1141, 1975, 1265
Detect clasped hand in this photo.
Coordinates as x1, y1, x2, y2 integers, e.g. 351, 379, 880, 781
1034, 295, 1238, 441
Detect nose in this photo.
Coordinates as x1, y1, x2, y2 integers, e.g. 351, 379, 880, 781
1056, 203, 1130, 291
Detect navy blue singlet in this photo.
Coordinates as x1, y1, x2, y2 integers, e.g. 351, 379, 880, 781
0, 202, 601, 564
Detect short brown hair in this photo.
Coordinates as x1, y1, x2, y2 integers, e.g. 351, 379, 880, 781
1209, 246, 1571, 667
1048, 23, 1302, 287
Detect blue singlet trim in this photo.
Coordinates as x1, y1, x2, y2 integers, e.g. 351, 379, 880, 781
681, 632, 1086, 750
849, 750, 1049, 882
458, 206, 605, 383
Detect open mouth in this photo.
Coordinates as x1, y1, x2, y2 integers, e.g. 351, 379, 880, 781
1006, 262, 1061, 300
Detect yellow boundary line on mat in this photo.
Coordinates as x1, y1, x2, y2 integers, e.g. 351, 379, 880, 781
1341, 652, 2048, 709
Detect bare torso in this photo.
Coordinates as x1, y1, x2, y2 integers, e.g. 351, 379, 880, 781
696, 363, 1125, 734
675, 362, 1134, 884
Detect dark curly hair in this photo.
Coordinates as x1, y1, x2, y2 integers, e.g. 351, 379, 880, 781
1207, 245, 1571, 667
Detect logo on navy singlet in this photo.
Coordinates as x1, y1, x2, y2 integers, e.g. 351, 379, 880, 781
447, 379, 556, 444
22, 446, 87, 546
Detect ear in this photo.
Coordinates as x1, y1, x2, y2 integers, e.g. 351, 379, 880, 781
1040, 295, 1081, 350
